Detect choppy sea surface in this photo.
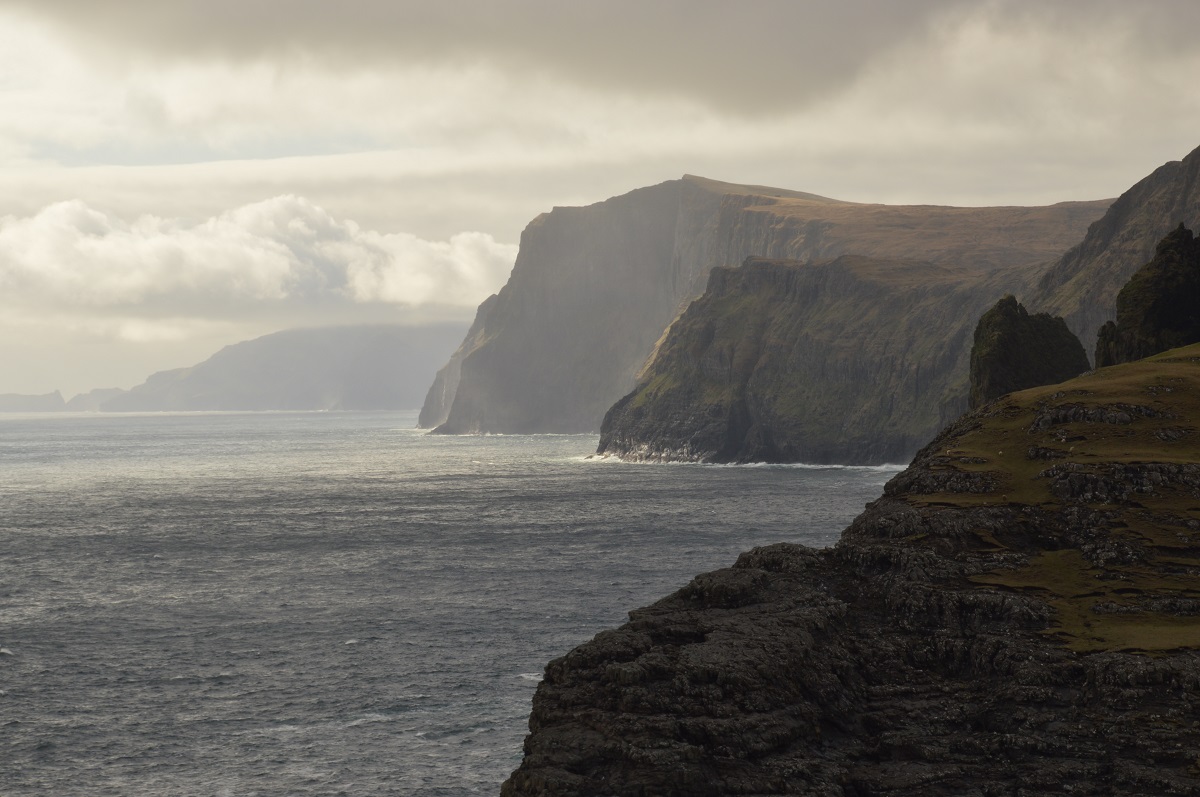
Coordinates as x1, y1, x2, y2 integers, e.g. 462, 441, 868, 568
0, 410, 901, 796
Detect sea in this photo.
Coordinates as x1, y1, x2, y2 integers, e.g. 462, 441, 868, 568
0, 410, 902, 796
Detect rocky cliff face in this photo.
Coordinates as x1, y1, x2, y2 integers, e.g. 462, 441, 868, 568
423, 175, 1107, 434
504, 346, 1200, 796
597, 146, 1200, 464
418, 296, 497, 428
1032, 143, 1200, 352
968, 295, 1089, 409
1095, 224, 1200, 368
597, 256, 1013, 464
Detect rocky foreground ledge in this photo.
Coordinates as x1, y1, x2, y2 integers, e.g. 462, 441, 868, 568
503, 346, 1200, 796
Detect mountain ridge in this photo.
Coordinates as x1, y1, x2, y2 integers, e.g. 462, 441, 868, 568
101, 324, 466, 412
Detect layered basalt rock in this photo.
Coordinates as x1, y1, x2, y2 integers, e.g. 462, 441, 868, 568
503, 346, 1200, 797
968, 295, 1089, 409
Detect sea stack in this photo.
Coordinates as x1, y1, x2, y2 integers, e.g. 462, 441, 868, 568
967, 295, 1089, 409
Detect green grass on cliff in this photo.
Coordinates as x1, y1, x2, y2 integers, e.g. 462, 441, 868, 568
900, 344, 1200, 653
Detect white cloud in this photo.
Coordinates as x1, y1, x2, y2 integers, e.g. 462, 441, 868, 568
0, 196, 517, 315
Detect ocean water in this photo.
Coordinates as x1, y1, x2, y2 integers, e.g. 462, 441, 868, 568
0, 411, 901, 796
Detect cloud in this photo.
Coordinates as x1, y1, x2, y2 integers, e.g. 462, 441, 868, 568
0, 196, 517, 315
1, 0, 968, 114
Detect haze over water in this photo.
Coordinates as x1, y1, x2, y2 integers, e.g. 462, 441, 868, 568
0, 411, 898, 796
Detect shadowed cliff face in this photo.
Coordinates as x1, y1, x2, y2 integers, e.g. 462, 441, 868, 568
422, 175, 1108, 435
1095, 224, 1200, 368
504, 346, 1200, 797
968, 295, 1089, 410
598, 256, 1009, 464
1032, 144, 1200, 355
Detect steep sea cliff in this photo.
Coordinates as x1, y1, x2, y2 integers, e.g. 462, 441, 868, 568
597, 256, 1016, 464
505, 346, 1200, 796
599, 145, 1200, 464
422, 176, 1106, 435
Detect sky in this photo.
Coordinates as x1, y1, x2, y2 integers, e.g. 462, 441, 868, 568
3, 0, 1200, 397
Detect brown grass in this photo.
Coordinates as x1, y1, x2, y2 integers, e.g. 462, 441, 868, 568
906, 344, 1200, 652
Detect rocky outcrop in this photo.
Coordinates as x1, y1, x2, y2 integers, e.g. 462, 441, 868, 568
968, 295, 1089, 409
1095, 224, 1200, 367
597, 256, 1014, 464
504, 345, 1200, 797
424, 175, 1108, 434
101, 323, 466, 412
1031, 143, 1200, 352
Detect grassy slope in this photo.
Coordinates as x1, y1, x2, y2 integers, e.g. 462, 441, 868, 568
899, 344, 1200, 652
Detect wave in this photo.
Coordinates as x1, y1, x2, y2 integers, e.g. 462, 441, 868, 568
578, 454, 905, 471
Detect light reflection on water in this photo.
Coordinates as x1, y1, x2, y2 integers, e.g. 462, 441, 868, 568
0, 410, 898, 796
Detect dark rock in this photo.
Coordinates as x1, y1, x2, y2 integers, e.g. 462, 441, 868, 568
1094, 224, 1200, 367
967, 295, 1089, 409
503, 346, 1200, 796
1032, 144, 1200, 356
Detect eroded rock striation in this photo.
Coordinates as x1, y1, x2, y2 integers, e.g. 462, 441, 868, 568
1095, 224, 1200, 368
968, 295, 1089, 409
423, 175, 1107, 435
597, 256, 1015, 464
505, 346, 1200, 796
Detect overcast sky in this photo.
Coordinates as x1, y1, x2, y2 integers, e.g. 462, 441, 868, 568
3, 0, 1200, 396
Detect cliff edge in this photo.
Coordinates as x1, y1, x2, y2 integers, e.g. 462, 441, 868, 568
504, 346, 1200, 796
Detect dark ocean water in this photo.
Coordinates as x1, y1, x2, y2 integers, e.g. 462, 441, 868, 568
0, 411, 901, 796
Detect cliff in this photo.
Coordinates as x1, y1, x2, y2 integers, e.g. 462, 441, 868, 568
597, 256, 1013, 464
504, 346, 1200, 796
423, 175, 1107, 434
0, 391, 66, 412
968, 295, 1089, 409
101, 324, 465, 412
419, 296, 497, 428
1031, 143, 1200, 352
598, 145, 1200, 464
1095, 224, 1200, 368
